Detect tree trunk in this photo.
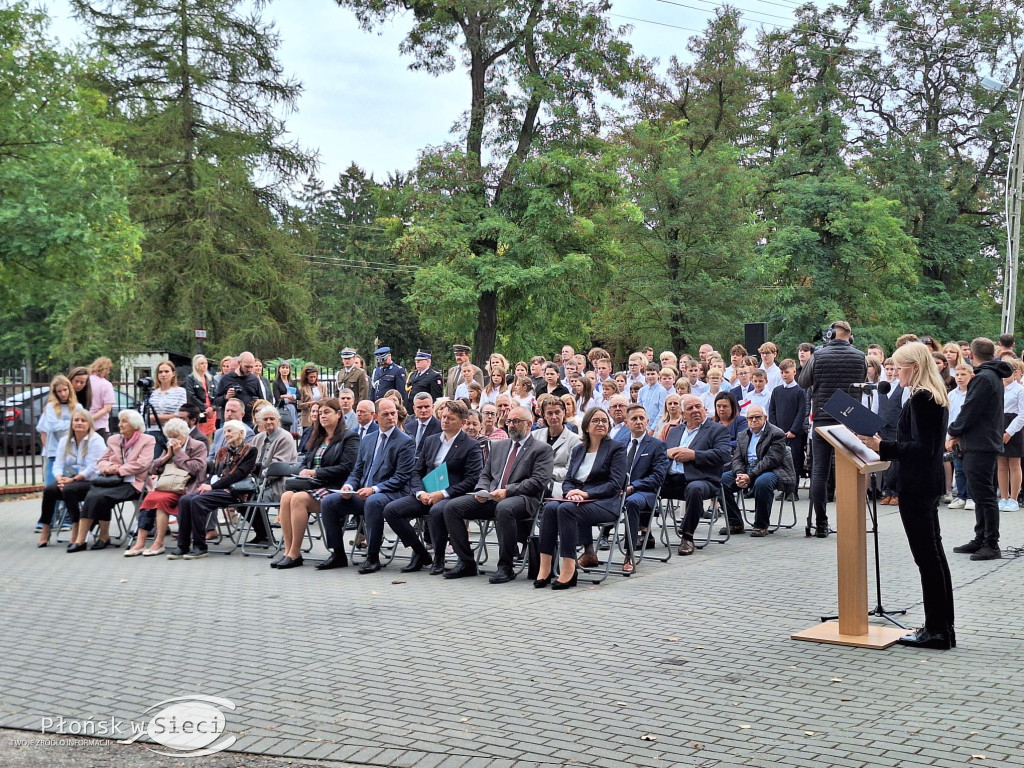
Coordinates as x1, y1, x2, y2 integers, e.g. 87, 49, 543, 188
473, 290, 498, 367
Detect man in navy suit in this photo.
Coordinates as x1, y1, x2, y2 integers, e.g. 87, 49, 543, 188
381, 400, 483, 573
405, 393, 441, 452
318, 398, 415, 573
663, 396, 731, 555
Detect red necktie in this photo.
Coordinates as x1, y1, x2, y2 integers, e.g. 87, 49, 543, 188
500, 442, 520, 489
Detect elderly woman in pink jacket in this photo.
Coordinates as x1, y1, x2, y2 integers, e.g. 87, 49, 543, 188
67, 409, 156, 552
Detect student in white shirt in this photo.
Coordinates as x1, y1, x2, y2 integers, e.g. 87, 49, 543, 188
758, 342, 783, 393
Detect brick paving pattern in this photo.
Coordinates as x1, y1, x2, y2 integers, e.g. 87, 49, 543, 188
1, 495, 1023, 767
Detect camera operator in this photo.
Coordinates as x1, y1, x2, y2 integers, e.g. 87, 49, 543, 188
213, 351, 263, 426
798, 320, 866, 537
947, 337, 1012, 561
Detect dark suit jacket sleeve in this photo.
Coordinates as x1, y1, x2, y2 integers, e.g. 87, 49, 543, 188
447, 441, 483, 498
631, 440, 669, 495
345, 442, 370, 489
475, 443, 497, 492
731, 435, 747, 476
505, 442, 554, 499
375, 437, 416, 495
314, 432, 360, 487
693, 423, 731, 472
212, 375, 231, 409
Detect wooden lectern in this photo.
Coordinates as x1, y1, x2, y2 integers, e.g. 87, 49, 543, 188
791, 425, 907, 649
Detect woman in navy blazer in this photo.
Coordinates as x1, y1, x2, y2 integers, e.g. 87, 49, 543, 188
535, 407, 627, 590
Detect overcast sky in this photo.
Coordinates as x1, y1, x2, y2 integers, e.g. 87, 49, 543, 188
44, 0, 819, 184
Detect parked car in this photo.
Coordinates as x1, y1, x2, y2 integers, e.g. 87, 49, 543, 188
0, 387, 138, 455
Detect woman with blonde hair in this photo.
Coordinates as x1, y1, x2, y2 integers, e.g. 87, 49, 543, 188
37, 407, 104, 547
483, 365, 509, 405
185, 354, 216, 439
856, 342, 954, 649
653, 393, 684, 441
37, 374, 78, 487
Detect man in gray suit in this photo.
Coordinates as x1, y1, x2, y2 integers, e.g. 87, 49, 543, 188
663, 395, 731, 556
441, 406, 554, 583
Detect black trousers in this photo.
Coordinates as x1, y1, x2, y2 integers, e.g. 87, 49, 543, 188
39, 481, 91, 525
176, 490, 233, 552
81, 483, 139, 522
963, 450, 999, 546
443, 494, 534, 570
788, 433, 806, 479
898, 496, 955, 630
539, 498, 619, 559
809, 430, 834, 525
381, 495, 436, 553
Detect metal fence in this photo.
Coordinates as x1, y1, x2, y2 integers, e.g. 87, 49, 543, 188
0, 365, 349, 491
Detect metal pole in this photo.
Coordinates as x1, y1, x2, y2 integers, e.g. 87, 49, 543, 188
1001, 88, 1024, 338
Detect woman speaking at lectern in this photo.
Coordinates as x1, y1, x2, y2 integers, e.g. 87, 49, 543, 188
856, 342, 954, 650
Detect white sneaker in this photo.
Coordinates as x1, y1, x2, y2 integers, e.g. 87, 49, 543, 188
998, 499, 1010, 511
964, 499, 976, 511
1006, 499, 1020, 512
947, 498, 966, 509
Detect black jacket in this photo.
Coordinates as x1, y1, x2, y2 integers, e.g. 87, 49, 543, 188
185, 372, 215, 410
799, 340, 866, 424
768, 384, 806, 435
301, 429, 360, 487
879, 390, 948, 498
947, 360, 1013, 453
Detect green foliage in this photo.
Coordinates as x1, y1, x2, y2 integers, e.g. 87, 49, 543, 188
0, 4, 140, 369
71, 0, 316, 359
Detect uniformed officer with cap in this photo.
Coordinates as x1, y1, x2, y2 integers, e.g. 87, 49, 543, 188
371, 347, 407, 401
406, 349, 444, 410
338, 347, 369, 404
445, 344, 484, 399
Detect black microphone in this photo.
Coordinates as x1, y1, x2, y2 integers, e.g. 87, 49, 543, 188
849, 382, 892, 394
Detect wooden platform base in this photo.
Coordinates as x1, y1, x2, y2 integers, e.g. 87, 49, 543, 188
791, 621, 907, 649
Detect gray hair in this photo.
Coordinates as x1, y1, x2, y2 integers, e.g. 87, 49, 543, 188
118, 409, 145, 432
255, 406, 279, 423
223, 419, 247, 437
338, 387, 354, 397
413, 392, 433, 404
162, 417, 190, 441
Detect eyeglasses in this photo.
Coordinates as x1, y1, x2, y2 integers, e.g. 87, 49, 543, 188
506, 418, 530, 426
589, 418, 611, 425
747, 415, 766, 421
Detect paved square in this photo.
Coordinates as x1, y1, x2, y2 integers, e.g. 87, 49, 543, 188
1, 495, 1023, 767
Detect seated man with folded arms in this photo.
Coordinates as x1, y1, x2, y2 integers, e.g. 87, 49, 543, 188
721, 404, 795, 537
380, 400, 483, 573
578, 404, 669, 572
318, 398, 415, 574
662, 396, 731, 555
440, 406, 554, 583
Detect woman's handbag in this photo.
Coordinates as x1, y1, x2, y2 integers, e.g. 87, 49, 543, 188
91, 475, 122, 488
229, 477, 259, 498
284, 476, 320, 492
154, 464, 191, 494
277, 406, 294, 428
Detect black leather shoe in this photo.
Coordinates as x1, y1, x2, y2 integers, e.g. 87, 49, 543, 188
429, 560, 446, 575
897, 627, 952, 650
270, 556, 286, 568
815, 523, 829, 538
400, 550, 430, 573
66, 543, 87, 553
551, 570, 578, 590
718, 525, 745, 535
533, 574, 553, 589
443, 561, 478, 579
315, 553, 349, 570
246, 537, 271, 547
953, 539, 982, 554
90, 539, 110, 550
488, 568, 516, 584
970, 545, 1001, 561
276, 556, 304, 570
357, 560, 381, 574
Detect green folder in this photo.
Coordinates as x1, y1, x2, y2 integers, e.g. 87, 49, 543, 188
423, 462, 449, 493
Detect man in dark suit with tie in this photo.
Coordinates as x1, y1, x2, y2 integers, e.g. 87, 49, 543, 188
578, 403, 669, 569
352, 400, 379, 444
440, 406, 553, 583
406, 393, 441, 452
663, 395, 731, 555
318, 398, 415, 573
381, 400, 484, 573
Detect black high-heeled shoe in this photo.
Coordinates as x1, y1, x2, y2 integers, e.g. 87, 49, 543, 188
533, 574, 553, 589
551, 570, 578, 590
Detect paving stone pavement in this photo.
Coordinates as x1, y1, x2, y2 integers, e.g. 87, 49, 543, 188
2, 494, 1024, 768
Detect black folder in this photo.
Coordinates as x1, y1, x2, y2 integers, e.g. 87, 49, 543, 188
822, 389, 887, 437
